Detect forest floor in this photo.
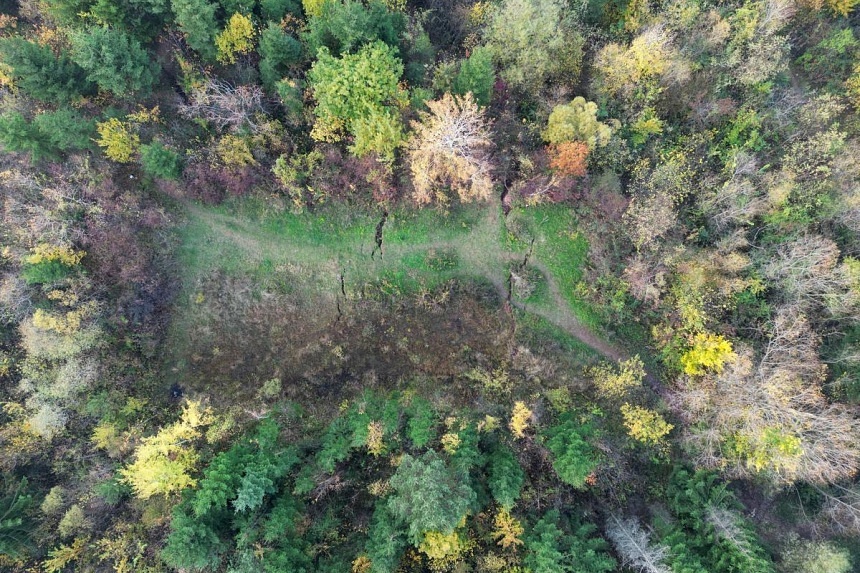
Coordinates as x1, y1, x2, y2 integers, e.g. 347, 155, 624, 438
162, 198, 630, 406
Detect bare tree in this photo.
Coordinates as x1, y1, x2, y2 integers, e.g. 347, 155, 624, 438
817, 483, 860, 537
671, 308, 860, 484
606, 515, 671, 573
762, 235, 860, 318
179, 79, 268, 133
699, 152, 768, 233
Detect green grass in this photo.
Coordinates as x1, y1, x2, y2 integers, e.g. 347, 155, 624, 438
508, 204, 601, 328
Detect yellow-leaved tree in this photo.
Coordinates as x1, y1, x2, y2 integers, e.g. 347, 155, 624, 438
215, 13, 255, 64
680, 332, 735, 376
120, 400, 213, 499
509, 401, 532, 438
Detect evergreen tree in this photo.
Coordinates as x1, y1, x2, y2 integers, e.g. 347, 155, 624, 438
0, 38, 94, 102
69, 27, 160, 96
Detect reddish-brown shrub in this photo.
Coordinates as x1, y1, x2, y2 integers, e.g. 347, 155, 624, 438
183, 161, 259, 204
548, 141, 589, 178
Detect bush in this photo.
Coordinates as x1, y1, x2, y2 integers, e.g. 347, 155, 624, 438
543, 415, 598, 488
140, 142, 183, 179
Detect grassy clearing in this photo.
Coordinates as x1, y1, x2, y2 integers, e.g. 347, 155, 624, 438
172, 196, 622, 367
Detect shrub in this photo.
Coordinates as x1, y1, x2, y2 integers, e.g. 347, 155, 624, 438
140, 142, 183, 179
543, 415, 598, 488
96, 118, 140, 163
216, 13, 256, 64
549, 141, 589, 177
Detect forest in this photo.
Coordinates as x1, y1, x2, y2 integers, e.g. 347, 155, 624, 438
1, 0, 860, 570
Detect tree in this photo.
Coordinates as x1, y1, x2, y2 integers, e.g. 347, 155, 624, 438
32, 108, 95, 154
119, 400, 213, 499
543, 415, 598, 488
593, 26, 675, 99
69, 27, 159, 96
484, 0, 583, 93
509, 401, 532, 438
492, 507, 524, 550
366, 504, 406, 573
0, 112, 55, 162
308, 41, 405, 161
606, 515, 671, 573
387, 451, 476, 545
140, 141, 183, 179
0, 109, 94, 162
407, 92, 494, 205
487, 444, 524, 509
524, 510, 616, 573
303, 0, 404, 57
407, 397, 436, 448
0, 478, 33, 559
161, 508, 224, 571
259, 22, 302, 90
590, 356, 645, 399
679, 333, 735, 376
171, 0, 219, 60
452, 46, 494, 107
543, 97, 612, 148
0, 38, 94, 102
216, 13, 255, 64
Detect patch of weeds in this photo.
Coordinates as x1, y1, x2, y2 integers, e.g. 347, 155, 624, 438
509, 264, 549, 305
